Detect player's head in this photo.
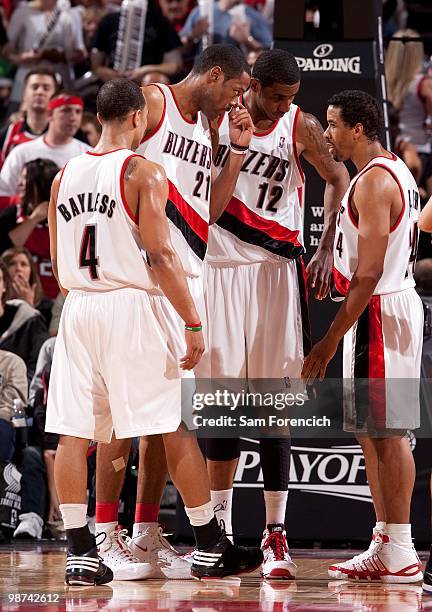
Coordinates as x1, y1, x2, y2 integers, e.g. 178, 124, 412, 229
48, 92, 84, 138
325, 90, 383, 162
96, 79, 147, 149
250, 49, 300, 121
190, 44, 251, 119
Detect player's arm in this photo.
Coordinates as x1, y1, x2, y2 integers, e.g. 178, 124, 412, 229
296, 112, 350, 299
302, 168, 394, 382
419, 195, 432, 233
48, 172, 69, 298
137, 160, 204, 369
209, 104, 254, 224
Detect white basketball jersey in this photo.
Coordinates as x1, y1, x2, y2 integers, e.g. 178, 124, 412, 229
333, 153, 420, 297
207, 103, 305, 265
56, 149, 157, 292
137, 84, 212, 277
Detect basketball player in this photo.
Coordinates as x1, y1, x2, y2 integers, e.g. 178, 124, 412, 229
93, 46, 256, 580
197, 49, 349, 580
302, 90, 424, 583
45, 78, 262, 585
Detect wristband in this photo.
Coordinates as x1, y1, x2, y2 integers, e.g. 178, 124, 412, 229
230, 141, 249, 151
230, 146, 248, 155
185, 324, 202, 332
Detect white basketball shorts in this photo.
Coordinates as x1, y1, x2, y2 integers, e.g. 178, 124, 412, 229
203, 258, 310, 380
45, 283, 204, 443
343, 288, 424, 431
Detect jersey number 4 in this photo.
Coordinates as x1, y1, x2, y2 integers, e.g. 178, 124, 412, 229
79, 225, 99, 280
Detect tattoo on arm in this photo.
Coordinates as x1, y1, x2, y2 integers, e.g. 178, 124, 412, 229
124, 158, 138, 181
302, 112, 339, 172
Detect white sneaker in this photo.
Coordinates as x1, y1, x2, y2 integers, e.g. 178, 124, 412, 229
97, 526, 153, 581
127, 524, 192, 579
13, 512, 43, 540
328, 526, 384, 579
346, 534, 423, 584
260, 524, 297, 580
182, 549, 195, 564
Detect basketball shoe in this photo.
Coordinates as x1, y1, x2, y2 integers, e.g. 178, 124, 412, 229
422, 554, 432, 594
127, 524, 193, 579
345, 533, 423, 583
191, 531, 263, 579
260, 524, 297, 580
65, 545, 113, 586
328, 525, 384, 579
96, 526, 153, 580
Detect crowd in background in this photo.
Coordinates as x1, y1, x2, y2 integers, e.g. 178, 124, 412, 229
0, 0, 431, 543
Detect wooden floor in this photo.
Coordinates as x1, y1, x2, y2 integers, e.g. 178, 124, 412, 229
0, 542, 429, 610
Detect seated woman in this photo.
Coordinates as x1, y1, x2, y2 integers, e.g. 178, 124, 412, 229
2, 246, 53, 326
0, 158, 59, 301
0, 259, 48, 382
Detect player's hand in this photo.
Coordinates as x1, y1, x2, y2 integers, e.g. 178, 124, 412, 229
180, 329, 205, 370
306, 245, 333, 300
228, 103, 254, 149
301, 336, 338, 383
12, 274, 36, 307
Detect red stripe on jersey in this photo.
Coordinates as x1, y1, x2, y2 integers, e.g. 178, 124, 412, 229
167, 179, 208, 243
119, 155, 140, 225
368, 295, 386, 427
293, 106, 305, 183
225, 195, 302, 246
332, 265, 350, 297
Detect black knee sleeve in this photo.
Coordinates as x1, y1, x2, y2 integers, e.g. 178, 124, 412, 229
204, 437, 241, 461
259, 437, 291, 491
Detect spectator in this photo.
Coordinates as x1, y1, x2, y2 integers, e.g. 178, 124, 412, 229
180, 0, 272, 53
81, 111, 101, 146
386, 29, 432, 197
48, 291, 64, 336
0, 349, 27, 463
0, 68, 58, 170
388, 102, 423, 189
0, 93, 88, 199
158, 0, 194, 32
0, 159, 59, 300
0, 259, 48, 382
3, 0, 86, 111
2, 247, 53, 325
91, 0, 183, 85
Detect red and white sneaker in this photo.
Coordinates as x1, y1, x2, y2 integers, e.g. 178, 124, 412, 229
346, 534, 423, 584
260, 524, 297, 580
328, 526, 384, 579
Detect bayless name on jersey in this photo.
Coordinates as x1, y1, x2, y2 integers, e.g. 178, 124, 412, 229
58, 192, 116, 223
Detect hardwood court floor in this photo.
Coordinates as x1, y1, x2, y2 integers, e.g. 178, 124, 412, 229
0, 542, 429, 610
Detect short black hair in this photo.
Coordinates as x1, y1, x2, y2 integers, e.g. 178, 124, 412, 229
24, 66, 59, 89
192, 44, 250, 80
252, 49, 300, 87
96, 79, 145, 122
23, 158, 59, 215
328, 90, 383, 141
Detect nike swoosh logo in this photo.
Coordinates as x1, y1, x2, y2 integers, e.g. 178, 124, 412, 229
134, 543, 148, 552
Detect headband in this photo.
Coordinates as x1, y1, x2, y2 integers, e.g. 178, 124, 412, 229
48, 95, 84, 111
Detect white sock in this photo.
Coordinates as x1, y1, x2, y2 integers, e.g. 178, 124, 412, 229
264, 490, 288, 526
60, 504, 87, 530
132, 521, 158, 538
385, 523, 412, 546
95, 521, 117, 535
375, 521, 386, 532
211, 489, 233, 541
184, 500, 214, 527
